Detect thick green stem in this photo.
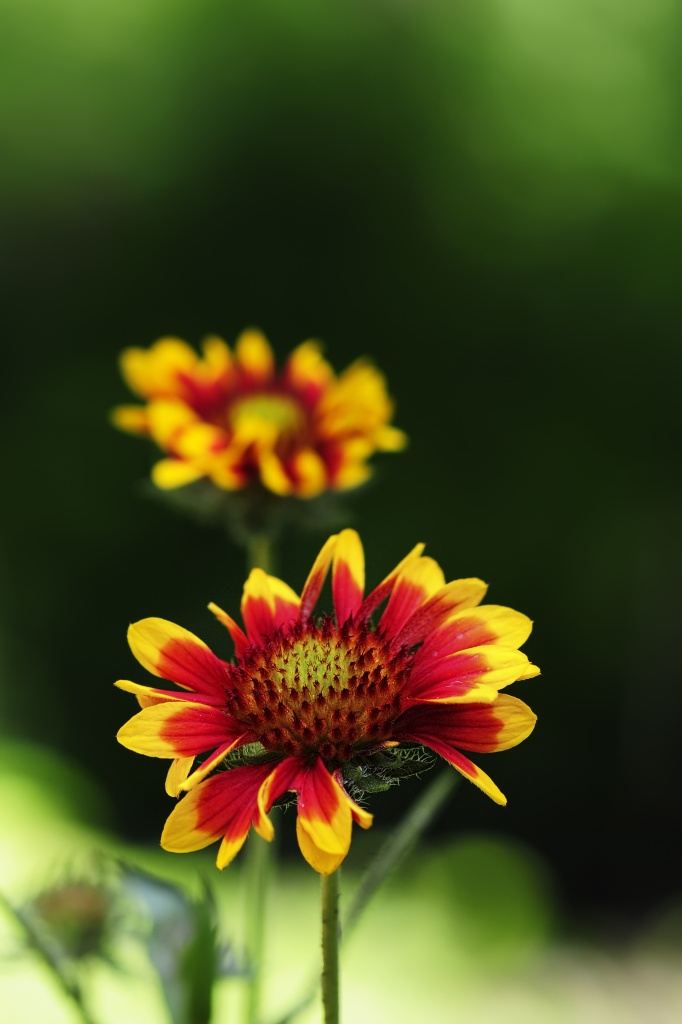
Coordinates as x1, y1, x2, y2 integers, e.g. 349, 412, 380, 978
320, 871, 340, 1024
243, 530, 274, 1024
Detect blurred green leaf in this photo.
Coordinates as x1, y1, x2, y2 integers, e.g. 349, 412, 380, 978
121, 864, 241, 1024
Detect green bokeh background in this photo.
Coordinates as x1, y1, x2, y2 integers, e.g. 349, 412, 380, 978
1, 0, 681, 937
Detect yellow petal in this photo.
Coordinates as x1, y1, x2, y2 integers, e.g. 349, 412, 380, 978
257, 449, 293, 496
286, 340, 334, 390
290, 448, 328, 498
151, 459, 206, 489
110, 405, 149, 434
120, 338, 197, 398
201, 334, 233, 374
147, 399, 199, 446
166, 757, 195, 797
235, 328, 274, 380
295, 817, 346, 875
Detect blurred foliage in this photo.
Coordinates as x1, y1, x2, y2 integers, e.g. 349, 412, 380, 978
121, 866, 241, 1024
1, 0, 681, 923
403, 834, 555, 971
0, 746, 681, 1022
1, 0, 679, 231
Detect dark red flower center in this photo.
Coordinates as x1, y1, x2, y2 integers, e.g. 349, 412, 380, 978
226, 618, 412, 763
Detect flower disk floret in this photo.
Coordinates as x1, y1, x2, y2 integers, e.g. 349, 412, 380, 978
116, 530, 539, 875
111, 330, 406, 499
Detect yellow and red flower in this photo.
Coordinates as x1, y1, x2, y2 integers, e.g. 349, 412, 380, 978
111, 330, 406, 499
116, 531, 539, 875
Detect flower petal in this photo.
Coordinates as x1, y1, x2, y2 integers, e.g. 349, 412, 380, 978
235, 328, 274, 384
174, 422, 229, 458
152, 458, 207, 489
415, 605, 534, 662
114, 678, 223, 707
295, 759, 352, 856
161, 763, 274, 868
316, 359, 393, 436
241, 569, 300, 642
257, 449, 294, 496
128, 618, 232, 699
268, 576, 302, 628
395, 721, 506, 804
110, 405, 150, 435
119, 338, 198, 399
207, 601, 250, 657
398, 695, 537, 754
332, 529, 365, 624
378, 557, 446, 637
166, 757, 194, 797
359, 542, 426, 618
201, 334, 234, 376
257, 756, 303, 818
375, 424, 408, 451
257, 757, 357, 873
395, 695, 538, 804
147, 399, 199, 447
390, 578, 489, 649
440, 748, 506, 804
289, 447, 327, 498
516, 662, 542, 680
332, 770, 373, 829
206, 457, 249, 490
331, 459, 372, 491
295, 817, 346, 875
454, 695, 538, 752
240, 569, 276, 643
284, 340, 334, 403
178, 737, 253, 792
300, 534, 338, 620
406, 646, 536, 703
117, 702, 246, 758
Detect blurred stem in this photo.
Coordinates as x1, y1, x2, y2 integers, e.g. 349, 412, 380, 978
0, 892, 98, 1024
320, 872, 340, 1024
243, 530, 273, 1024
246, 532, 274, 577
269, 767, 459, 1024
344, 767, 458, 936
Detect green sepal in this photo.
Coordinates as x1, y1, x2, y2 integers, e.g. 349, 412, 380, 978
341, 744, 436, 802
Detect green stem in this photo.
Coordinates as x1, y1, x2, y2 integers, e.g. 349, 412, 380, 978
320, 872, 340, 1024
243, 833, 271, 1024
269, 767, 459, 1024
243, 530, 273, 1024
0, 892, 98, 1024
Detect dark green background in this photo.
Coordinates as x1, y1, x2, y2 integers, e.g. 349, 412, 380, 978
1, 0, 680, 923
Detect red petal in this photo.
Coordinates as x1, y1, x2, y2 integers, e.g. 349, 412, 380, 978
161, 762, 274, 864
332, 529, 365, 624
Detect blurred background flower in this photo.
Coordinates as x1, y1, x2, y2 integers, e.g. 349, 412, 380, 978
112, 331, 405, 499
1, 0, 681, 1019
